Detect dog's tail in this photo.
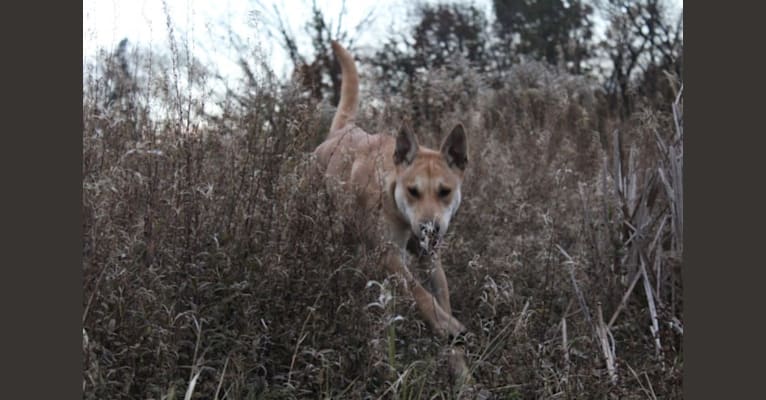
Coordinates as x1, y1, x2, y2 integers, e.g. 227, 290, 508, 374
329, 40, 359, 133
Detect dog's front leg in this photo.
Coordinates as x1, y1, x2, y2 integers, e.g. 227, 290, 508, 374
383, 249, 465, 338
428, 256, 471, 382
429, 256, 452, 315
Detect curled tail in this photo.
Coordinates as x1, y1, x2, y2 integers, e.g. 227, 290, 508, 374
330, 40, 359, 134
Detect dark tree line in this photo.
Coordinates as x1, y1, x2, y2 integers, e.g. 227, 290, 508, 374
494, 0, 594, 75
272, 0, 682, 120
96, 0, 682, 125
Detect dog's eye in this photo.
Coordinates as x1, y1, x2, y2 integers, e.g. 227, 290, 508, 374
438, 187, 452, 198
408, 187, 420, 198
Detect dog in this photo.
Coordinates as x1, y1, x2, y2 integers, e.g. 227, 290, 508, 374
313, 41, 471, 380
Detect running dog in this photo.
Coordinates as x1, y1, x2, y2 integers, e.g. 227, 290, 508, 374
313, 40, 471, 380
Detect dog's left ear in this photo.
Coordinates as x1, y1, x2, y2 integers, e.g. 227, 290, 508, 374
440, 124, 468, 171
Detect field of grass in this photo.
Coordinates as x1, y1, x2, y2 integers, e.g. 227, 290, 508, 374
83, 36, 683, 398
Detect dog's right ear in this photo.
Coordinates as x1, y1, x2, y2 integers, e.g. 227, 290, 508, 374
394, 126, 419, 166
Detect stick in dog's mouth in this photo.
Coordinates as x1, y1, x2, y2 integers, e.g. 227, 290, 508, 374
418, 221, 442, 256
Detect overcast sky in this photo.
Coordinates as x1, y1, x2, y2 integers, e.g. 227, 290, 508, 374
83, 0, 682, 81
83, 0, 452, 80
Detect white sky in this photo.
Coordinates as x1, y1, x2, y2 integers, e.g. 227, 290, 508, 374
83, 0, 464, 80
83, 0, 682, 81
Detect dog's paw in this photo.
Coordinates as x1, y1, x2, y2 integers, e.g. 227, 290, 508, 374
446, 346, 473, 386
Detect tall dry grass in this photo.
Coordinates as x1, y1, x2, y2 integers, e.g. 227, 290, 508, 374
83, 32, 682, 399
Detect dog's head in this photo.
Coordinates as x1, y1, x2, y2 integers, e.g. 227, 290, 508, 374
393, 124, 468, 253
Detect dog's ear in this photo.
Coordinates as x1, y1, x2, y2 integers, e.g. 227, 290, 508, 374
394, 126, 419, 166
441, 123, 468, 171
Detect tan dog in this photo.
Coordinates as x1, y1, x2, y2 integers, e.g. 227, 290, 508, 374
313, 41, 471, 380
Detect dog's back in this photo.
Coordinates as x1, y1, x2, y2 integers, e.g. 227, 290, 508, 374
313, 42, 397, 211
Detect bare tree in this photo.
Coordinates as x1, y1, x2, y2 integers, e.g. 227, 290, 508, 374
600, 0, 683, 117
256, 0, 374, 105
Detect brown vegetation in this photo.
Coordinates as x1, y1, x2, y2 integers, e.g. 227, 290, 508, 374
83, 3, 682, 398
